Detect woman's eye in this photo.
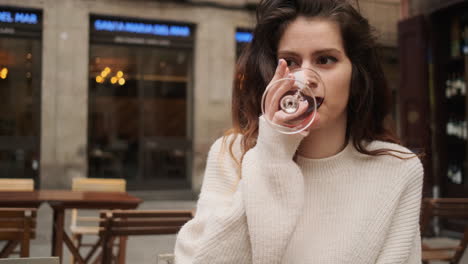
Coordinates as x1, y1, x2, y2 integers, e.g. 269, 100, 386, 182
317, 56, 338, 65
284, 59, 299, 67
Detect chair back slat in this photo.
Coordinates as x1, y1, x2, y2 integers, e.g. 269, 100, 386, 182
99, 210, 193, 236
0, 220, 37, 229
100, 210, 192, 219
0, 230, 36, 240
110, 218, 191, 228
0, 209, 36, 218
72, 178, 126, 193
432, 203, 468, 209
0, 208, 37, 258
431, 211, 468, 218
108, 227, 184, 236
423, 198, 468, 218
0, 179, 34, 191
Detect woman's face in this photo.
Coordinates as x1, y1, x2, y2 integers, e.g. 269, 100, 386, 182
277, 16, 352, 131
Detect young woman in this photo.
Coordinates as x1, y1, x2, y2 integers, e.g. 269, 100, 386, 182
174, 0, 423, 263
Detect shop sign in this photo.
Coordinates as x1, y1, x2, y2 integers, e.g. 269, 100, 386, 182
90, 15, 194, 48
0, 6, 42, 37
0, 10, 38, 24
93, 18, 191, 38
236, 31, 253, 43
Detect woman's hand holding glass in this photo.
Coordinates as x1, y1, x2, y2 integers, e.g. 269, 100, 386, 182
261, 59, 325, 135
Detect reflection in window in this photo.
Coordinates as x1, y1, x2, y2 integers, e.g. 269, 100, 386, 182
88, 44, 191, 188
0, 37, 40, 178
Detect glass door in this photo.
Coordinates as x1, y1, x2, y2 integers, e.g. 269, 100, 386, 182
88, 44, 192, 189
0, 37, 41, 182
140, 47, 191, 188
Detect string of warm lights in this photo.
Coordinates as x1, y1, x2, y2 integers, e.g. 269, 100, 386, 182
95, 67, 125, 85
0, 67, 8, 79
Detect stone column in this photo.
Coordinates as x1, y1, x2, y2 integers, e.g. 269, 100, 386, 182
40, 0, 89, 188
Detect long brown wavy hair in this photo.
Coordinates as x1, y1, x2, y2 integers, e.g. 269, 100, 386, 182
225, 0, 414, 165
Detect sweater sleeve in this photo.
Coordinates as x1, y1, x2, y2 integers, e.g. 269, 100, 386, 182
174, 135, 251, 264
174, 116, 306, 264
243, 117, 306, 263
375, 158, 424, 264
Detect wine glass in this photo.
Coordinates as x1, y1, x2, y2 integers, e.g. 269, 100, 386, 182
261, 67, 325, 134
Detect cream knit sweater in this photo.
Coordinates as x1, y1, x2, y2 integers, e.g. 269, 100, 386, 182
174, 117, 423, 264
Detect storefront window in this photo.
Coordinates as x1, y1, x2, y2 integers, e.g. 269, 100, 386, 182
88, 15, 194, 189
0, 7, 41, 183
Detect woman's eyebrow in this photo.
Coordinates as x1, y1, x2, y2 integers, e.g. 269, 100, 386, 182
277, 50, 299, 57
313, 48, 342, 55
277, 48, 342, 56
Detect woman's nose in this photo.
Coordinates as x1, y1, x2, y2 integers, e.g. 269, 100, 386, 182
300, 61, 314, 70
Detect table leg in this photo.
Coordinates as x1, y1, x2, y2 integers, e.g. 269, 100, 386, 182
51, 207, 65, 263
118, 236, 127, 264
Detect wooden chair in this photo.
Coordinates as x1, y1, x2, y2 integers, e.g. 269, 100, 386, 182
0, 179, 34, 191
0, 257, 59, 264
0, 208, 37, 258
421, 198, 468, 264
0, 180, 35, 258
69, 178, 126, 264
99, 210, 193, 264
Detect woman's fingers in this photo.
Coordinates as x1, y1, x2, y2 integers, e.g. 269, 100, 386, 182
265, 60, 291, 119
271, 59, 288, 84
265, 81, 281, 120
269, 73, 294, 116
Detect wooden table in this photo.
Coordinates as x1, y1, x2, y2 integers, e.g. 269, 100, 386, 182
0, 190, 143, 264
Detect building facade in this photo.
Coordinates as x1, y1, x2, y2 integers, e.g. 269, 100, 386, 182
0, 0, 401, 194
